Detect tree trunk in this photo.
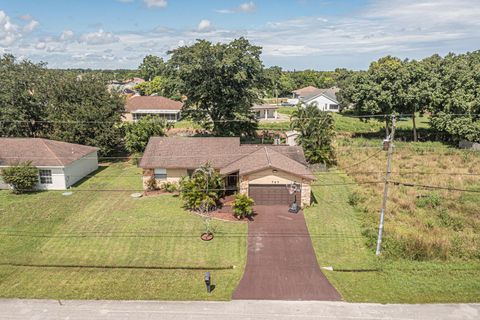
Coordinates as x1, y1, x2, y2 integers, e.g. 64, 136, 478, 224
412, 112, 418, 142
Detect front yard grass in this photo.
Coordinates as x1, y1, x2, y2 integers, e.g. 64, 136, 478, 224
304, 172, 480, 303
0, 162, 247, 300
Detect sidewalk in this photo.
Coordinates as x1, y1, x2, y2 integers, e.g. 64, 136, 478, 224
1, 299, 479, 320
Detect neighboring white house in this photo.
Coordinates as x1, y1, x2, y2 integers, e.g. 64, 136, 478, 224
0, 138, 99, 190
290, 86, 341, 112
252, 104, 279, 120
123, 96, 183, 123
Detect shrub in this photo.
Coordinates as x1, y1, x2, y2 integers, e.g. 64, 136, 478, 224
416, 193, 442, 208
162, 182, 178, 193
232, 193, 255, 219
124, 115, 170, 154
1, 163, 39, 194
146, 176, 159, 191
348, 191, 364, 206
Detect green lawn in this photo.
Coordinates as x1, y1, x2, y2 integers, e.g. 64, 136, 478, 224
304, 172, 480, 303
0, 162, 247, 300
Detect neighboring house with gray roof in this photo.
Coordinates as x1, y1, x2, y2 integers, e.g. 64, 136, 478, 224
0, 138, 99, 190
139, 137, 315, 207
290, 86, 341, 112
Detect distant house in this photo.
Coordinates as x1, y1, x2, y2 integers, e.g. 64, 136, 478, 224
0, 138, 99, 190
123, 96, 183, 122
252, 104, 279, 120
108, 77, 145, 95
289, 86, 341, 112
139, 137, 315, 207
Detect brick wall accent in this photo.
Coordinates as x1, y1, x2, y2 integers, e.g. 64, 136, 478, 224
239, 175, 249, 195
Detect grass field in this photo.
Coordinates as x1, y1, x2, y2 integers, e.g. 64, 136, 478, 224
335, 138, 480, 260
0, 162, 247, 300
305, 172, 480, 303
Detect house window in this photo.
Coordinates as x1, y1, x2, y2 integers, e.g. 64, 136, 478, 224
39, 169, 52, 184
154, 168, 167, 180
330, 104, 339, 110
187, 169, 194, 177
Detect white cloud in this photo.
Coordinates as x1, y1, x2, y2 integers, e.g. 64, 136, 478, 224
238, 2, 256, 13
23, 20, 39, 33
19, 14, 33, 21
0, 10, 20, 45
144, 0, 167, 8
216, 1, 256, 14
80, 29, 119, 45
35, 41, 46, 50
60, 30, 75, 41
197, 20, 211, 32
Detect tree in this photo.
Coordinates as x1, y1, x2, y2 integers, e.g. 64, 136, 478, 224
1, 163, 39, 194
0, 54, 51, 137
46, 73, 125, 155
138, 55, 166, 81
179, 163, 225, 212
290, 104, 336, 165
123, 115, 169, 153
427, 51, 480, 143
134, 76, 168, 96
168, 38, 264, 136
232, 193, 255, 219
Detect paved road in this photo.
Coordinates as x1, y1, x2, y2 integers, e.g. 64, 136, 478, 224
233, 205, 340, 300
1, 299, 479, 320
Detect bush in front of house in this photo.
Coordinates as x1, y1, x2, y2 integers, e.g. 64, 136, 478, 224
180, 163, 225, 212
1, 163, 39, 194
161, 181, 178, 193
232, 193, 255, 219
123, 115, 170, 154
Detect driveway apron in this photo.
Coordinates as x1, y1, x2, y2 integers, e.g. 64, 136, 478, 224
233, 205, 341, 301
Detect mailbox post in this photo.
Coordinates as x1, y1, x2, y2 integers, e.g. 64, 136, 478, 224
205, 272, 211, 293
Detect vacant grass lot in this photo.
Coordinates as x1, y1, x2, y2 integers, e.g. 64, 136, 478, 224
305, 172, 480, 303
335, 138, 480, 260
0, 163, 247, 300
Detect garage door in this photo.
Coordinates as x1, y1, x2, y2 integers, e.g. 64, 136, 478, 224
249, 184, 301, 206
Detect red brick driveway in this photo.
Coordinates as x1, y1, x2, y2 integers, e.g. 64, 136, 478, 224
233, 205, 341, 301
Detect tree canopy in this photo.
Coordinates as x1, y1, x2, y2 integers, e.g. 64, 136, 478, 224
168, 38, 264, 136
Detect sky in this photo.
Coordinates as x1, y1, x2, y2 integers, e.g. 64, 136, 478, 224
0, 0, 479, 70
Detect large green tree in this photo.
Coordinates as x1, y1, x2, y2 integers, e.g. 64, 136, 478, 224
168, 38, 264, 136
0, 54, 51, 137
138, 55, 166, 81
46, 73, 125, 155
290, 104, 336, 165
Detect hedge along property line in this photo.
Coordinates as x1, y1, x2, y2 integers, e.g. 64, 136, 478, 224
0, 262, 235, 271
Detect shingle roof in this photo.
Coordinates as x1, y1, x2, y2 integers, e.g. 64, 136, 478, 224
293, 86, 340, 103
125, 96, 183, 112
140, 137, 314, 180
0, 138, 98, 167
220, 147, 315, 181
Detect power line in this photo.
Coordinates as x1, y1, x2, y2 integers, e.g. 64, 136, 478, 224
390, 181, 480, 193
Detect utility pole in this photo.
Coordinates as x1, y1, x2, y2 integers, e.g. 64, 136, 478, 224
375, 114, 396, 256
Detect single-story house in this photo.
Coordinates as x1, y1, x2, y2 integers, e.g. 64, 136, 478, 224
108, 77, 145, 95
252, 104, 279, 120
123, 96, 183, 122
0, 138, 99, 190
289, 86, 341, 112
139, 137, 315, 207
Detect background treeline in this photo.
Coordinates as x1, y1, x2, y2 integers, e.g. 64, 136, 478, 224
339, 52, 480, 143
0, 54, 125, 156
